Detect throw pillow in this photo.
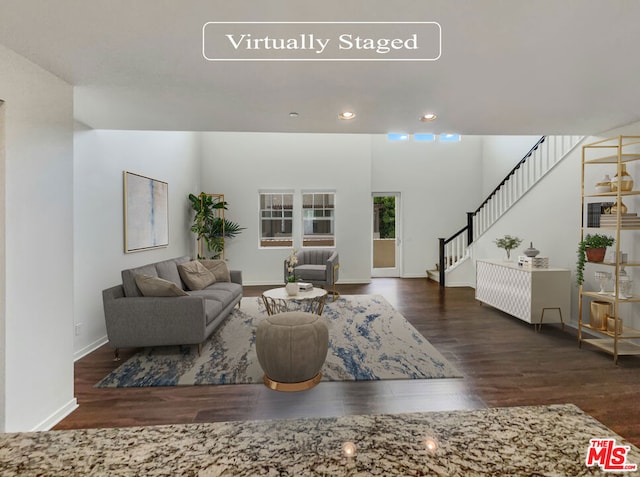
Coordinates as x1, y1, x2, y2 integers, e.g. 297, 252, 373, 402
200, 259, 231, 282
135, 274, 188, 297
177, 260, 217, 291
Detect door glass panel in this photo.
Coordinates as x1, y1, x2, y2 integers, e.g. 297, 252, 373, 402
373, 196, 396, 268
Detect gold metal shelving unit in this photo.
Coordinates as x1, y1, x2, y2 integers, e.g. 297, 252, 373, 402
579, 136, 640, 363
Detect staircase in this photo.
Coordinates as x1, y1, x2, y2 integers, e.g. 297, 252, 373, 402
429, 135, 584, 286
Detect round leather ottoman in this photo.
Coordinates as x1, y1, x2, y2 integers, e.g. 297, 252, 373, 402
256, 311, 329, 392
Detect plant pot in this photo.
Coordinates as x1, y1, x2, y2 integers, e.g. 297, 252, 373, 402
607, 316, 623, 336
585, 247, 606, 263
590, 301, 611, 330
285, 282, 298, 296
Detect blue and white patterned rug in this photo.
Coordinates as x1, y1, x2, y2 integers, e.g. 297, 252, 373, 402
96, 294, 462, 387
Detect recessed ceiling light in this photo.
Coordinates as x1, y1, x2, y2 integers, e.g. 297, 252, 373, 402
339, 111, 356, 120
289, 112, 299, 118
420, 113, 437, 122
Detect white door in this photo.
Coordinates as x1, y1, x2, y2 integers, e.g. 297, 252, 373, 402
372, 193, 401, 277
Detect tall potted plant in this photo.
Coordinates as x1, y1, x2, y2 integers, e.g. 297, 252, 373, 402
188, 193, 244, 259
576, 233, 615, 285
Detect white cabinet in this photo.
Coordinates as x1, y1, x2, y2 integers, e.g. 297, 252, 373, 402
475, 259, 571, 327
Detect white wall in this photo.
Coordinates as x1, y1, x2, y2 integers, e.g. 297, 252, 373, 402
0, 44, 75, 431
481, 136, 539, 197
472, 141, 582, 268
73, 128, 201, 358
0, 101, 5, 431
199, 132, 372, 285
470, 127, 640, 329
371, 136, 485, 277
470, 140, 583, 323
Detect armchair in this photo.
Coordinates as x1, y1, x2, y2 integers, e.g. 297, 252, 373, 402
284, 249, 340, 300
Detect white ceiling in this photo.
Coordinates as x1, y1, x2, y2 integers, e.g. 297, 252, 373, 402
1, 0, 639, 135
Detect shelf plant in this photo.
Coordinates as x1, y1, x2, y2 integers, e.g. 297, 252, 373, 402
494, 235, 522, 260
576, 233, 615, 285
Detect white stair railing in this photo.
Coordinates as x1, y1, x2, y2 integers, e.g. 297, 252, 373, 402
438, 135, 584, 285
472, 135, 583, 241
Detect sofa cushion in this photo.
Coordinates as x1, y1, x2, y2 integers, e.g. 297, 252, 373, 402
200, 259, 231, 282
207, 281, 243, 298
123, 264, 159, 297
294, 264, 327, 282
188, 288, 234, 304
156, 256, 190, 289
178, 260, 217, 291
204, 299, 224, 325
134, 274, 188, 297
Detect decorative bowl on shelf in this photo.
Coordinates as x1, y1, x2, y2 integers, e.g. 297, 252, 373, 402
594, 174, 612, 193
594, 270, 611, 295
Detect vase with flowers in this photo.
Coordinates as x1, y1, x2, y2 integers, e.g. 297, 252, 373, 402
494, 235, 522, 261
285, 249, 299, 295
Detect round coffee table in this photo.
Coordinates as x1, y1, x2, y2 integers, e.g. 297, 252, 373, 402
262, 287, 328, 316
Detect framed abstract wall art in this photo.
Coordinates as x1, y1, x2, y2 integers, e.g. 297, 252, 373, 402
123, 171, 169, 253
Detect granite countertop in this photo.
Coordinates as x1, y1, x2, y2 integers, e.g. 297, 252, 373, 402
1, 403, 637, 476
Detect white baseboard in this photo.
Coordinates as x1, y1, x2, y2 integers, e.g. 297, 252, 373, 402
32, 398, 78, 431
74, 335, 108, 362
444, 281, 475, 288
335, 278, 372, 284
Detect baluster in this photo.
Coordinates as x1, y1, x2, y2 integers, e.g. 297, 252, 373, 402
494, 196, 498, 223
544, 138, 550, 171
451, 238, 456, 267
510, 178, 515, 207
444, 242, 448, 271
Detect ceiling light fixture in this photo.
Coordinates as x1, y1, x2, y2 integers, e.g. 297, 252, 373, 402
420, 113, 437, 122
339, 111, 356, 120
289, 112, 299, 118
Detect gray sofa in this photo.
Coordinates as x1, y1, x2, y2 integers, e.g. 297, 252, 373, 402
102, 256, 242, 359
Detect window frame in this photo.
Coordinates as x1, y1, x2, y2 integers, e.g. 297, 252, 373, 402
301, 191, 336, 248
258, 191, 294, 248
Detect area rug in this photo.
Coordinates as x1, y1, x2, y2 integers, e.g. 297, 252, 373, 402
96, 294, 461, 387
3, 404, 638, 475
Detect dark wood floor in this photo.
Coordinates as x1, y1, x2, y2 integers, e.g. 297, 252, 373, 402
55, 278, 640, 446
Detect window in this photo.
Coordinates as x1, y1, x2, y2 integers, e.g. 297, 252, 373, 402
414, 133, 436, 142
259, 192, 293, 247
302, 192, 335, 247
439, 133, 461, 142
